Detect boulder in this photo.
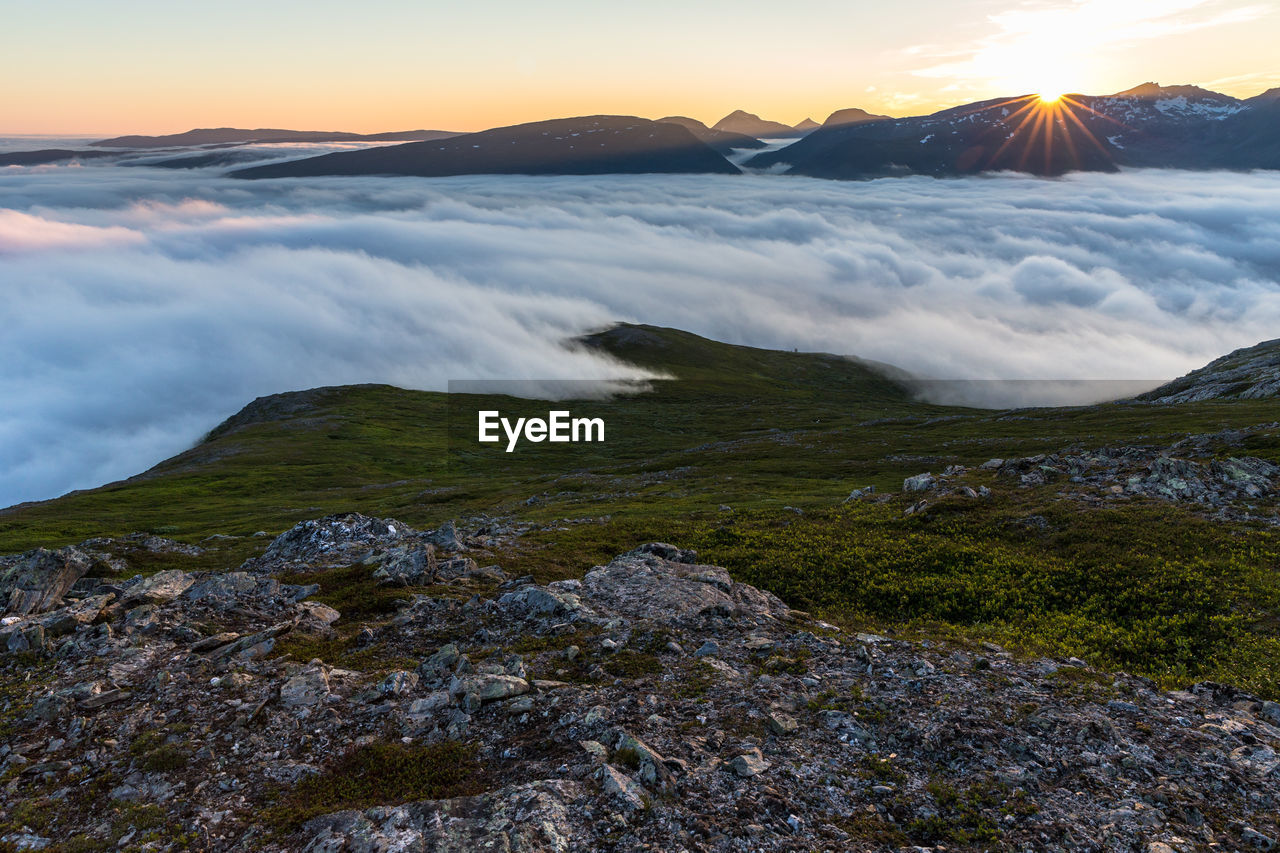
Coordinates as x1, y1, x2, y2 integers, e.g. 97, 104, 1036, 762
301, 780, 585, 852
1, 547, 92, 616
578, 546, 790, 626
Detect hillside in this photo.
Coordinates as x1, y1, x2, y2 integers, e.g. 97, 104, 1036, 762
752, 83, 1280, 178
232, 118, 740, 179
1139, 338, 1280, 403
655, 116, 766, 153
3, 325, 1280, 850
90, 127, 460, 148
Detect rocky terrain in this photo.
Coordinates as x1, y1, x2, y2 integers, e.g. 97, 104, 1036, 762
3, 513, 1279, 851
884, 423, 1280, 527
1138, 340, 1280, 404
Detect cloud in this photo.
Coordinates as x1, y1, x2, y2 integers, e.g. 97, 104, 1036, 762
2, 164, 1279, 507
910, 0, 1270, 95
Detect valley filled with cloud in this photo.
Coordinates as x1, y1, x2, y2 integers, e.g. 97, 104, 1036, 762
2, 165, 1279, 506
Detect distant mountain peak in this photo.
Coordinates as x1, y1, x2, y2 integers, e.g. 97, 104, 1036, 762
823, 107, 892, 127
1109, 82, 1233, 101
712, 110, 797, 139
792, 118, 821, 132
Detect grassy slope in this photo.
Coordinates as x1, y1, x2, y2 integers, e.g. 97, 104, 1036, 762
3, 324, 1279, 694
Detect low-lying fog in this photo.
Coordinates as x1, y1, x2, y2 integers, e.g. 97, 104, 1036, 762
3, 161, 1279, 506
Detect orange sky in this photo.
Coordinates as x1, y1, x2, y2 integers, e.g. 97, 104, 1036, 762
3, 0, 1277, 135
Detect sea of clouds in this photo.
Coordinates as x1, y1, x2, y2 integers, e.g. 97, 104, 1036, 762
3, 160, 1280, 507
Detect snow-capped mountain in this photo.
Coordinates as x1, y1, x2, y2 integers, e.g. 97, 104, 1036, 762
749, 83, 1280, 178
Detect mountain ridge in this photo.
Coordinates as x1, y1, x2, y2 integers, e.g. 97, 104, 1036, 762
232, 117, 741, 179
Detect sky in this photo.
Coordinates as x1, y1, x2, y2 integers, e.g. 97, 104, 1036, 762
3, 0, 1278, 135
3, 165, 1279, 506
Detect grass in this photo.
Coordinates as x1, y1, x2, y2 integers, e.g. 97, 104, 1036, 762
1, 324, 1278, 698
261, 741, 484, 831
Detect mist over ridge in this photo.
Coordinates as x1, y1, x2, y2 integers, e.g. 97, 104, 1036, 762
2, 164, 1280, 507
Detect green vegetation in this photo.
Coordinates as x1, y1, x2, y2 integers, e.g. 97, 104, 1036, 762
2, 324, 1278, 696
262, 741, 483, 831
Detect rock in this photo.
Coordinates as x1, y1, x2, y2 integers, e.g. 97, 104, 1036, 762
378, 670, 419, 697
419, 643, 462, 680
1262, 700, 1280, 726
694, 640, 721, 658
183, 572, 259, 603
497, 585, 581, 618
1243, 827, 1277, 850
903, 473, 936, 492
766, 709, 799, 735
614, 731, 673, 790
280, 665, 331, 707
425, 520, 464, 551
301, 780, 585, 852
373, 543, 436, 586
298, 601, 341, 626
630, 542, 697, 564
579, 547, 789, 627
600, 764, 648, 810
449, 674, 530, 704
1, 547, 92, 616
731, 748, 770, 778
257, 513, 412, 569
121, 570, 195, 607
843, 486, 876, 501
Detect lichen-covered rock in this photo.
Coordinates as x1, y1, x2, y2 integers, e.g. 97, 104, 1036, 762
121, 569, 195, 607
579, 545, 791, 626
300, 780, 585, 852
0, 547, 92, 616
255, 513, 413, 569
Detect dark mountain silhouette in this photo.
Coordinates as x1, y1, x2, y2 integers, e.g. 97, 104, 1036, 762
655, 116, 766, 152
91, 128, 460, 148
792, 118, 822, 133
750, 83, 1280, 178
0, 149, 118, 167
232, 116, 740, 179
712, 110, 799, 139
822, 107, 892, 127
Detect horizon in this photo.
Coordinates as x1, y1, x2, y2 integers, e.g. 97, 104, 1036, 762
3, 0, 1278, 135
6, 79, 1277, 140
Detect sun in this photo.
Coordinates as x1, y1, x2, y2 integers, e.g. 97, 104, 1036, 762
1038, 90, 1064, 104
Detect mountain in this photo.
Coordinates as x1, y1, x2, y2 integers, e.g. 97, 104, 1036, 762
750, 82, 1280, 178
232, 117, 740, 179
91, 127, 460, 148
0, 149, 118, 166
655, 116, 766, 153
822, 107, 891, 127
792, 117, 821, 133
1138, 338, 1280, 403
711, 110, 799, 139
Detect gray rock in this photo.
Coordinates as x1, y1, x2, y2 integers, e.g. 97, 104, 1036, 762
121, 570, 195, 607
600, 764, 648, 810
449, 674, 530, 704
731, 748, 769, 778
694, 640, 721, 658
1, 547, 92, 616
302, 779, 585, 852
497, 585, 581, 618
280, 666, 331, 707
903, 472, 937, 492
